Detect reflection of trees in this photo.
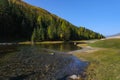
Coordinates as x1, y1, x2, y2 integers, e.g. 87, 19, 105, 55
38, 43, 80, 52
60, 44, 63, 51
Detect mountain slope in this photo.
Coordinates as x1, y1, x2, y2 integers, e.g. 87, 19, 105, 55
0, 0, 104, 42
107, 33, 120, 39
111, 33, 120, 37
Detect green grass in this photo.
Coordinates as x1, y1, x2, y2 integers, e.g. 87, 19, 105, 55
18, 41, 64, 44
89, 39, 120, 49
74, 39, 120, 80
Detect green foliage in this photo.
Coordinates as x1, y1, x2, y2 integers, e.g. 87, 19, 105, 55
78, 27, 104, 40
0, 0, 105, 42
47, 25, 55, 40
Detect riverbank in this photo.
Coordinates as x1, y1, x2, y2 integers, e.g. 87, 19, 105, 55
18, 41, 88, 45
18, 41, 64, 44
0, 39, 99, 45
68, 45, 101, 55
18, 39, 99, 44
0, 43, 17, 45
72, 39, 120, 80
67, 39, 102, 55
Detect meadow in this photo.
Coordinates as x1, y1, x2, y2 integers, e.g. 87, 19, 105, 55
74, 39, 120, 80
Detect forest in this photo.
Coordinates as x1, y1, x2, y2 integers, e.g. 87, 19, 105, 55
0, 0, 104, 42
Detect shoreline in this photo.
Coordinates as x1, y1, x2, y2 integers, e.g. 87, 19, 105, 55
0, 41, 65, 45
0, 41, 85, 45
0, 39, 98, 45
68, 46, 101, 54
18, 41, 65, 44
0, 43, 17, 45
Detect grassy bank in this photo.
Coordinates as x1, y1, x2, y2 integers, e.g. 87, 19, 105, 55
18, 41, 64, 44
18, 41, 87, 45
74, 39, 120, 80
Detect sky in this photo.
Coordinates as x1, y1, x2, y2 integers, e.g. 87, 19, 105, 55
24, 0, 120, 36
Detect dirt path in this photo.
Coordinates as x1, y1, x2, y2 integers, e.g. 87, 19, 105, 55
68, 45, 101, 54
67, 39, 104, 54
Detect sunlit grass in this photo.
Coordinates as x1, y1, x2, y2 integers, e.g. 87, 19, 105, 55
18, 41, 64, 44
74, 39, 120, 80
75, 49, 120, 80
89, 39, 120, 49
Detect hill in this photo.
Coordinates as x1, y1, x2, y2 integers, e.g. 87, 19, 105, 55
0, 0, 104, 42
89, 39, 120, 49
112, 33, 120, 36
107, 33, 120, 39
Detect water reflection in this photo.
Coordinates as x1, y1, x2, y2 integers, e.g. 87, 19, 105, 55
35, 43, 81, 52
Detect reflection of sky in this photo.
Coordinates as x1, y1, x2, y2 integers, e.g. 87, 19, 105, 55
56, 56, 88, 79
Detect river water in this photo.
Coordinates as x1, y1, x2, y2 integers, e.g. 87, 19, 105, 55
0, 43, 88, 80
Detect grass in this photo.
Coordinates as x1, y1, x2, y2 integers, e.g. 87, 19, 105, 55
74, 39, 120, 80
18, 41, 64, 44
89, 39, 120, 49
18, 40, 87, 45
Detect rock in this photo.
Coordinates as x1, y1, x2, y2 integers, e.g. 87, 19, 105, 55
50, 52, 55, 55
74, 42, 77, 45
67, 74, 81, 80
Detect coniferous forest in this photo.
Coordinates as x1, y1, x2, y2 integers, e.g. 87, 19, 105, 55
0, 0, 105, 42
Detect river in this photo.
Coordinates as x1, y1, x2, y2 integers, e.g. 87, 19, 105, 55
0, 43, 88, 80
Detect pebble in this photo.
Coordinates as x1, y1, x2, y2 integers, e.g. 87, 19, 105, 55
67, 74, 81, 80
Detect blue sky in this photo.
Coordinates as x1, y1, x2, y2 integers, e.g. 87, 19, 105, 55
24, 0, 120, 36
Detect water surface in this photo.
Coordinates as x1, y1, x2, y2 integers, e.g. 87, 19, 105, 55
0, 43, 88, 80
36, 43, 81, 52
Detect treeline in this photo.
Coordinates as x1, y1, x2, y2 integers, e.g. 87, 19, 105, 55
0, 0, 104, 42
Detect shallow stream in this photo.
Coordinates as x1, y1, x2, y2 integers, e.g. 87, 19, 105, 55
0, 43, 88, 80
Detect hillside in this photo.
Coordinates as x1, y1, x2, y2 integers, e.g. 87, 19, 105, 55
112, 33, 120, 36
0, 0, 104, 42
107, 33, 120, 39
